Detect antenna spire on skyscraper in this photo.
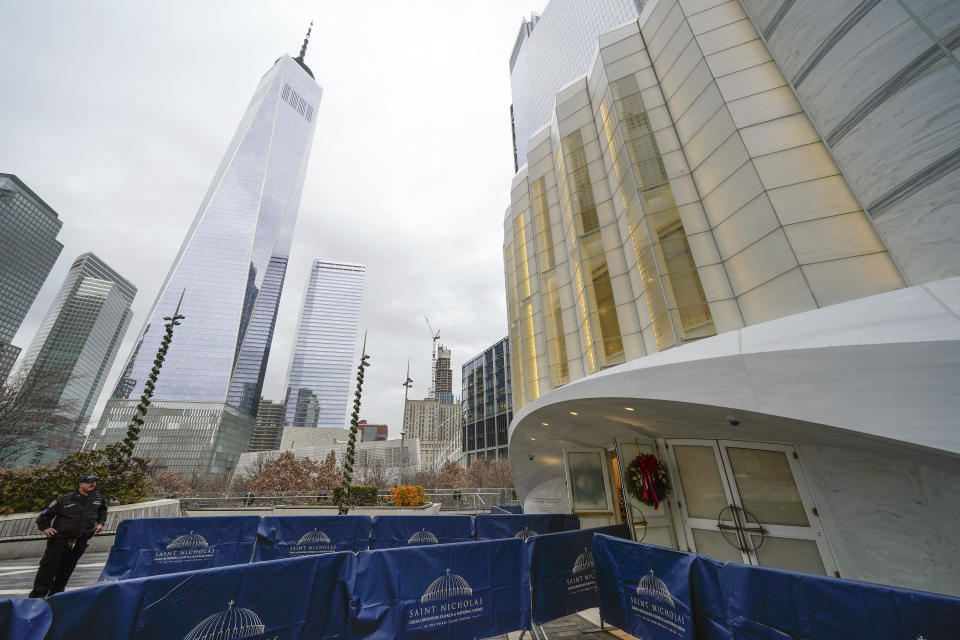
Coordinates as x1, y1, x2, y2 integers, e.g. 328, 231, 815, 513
297, 21, 313, 63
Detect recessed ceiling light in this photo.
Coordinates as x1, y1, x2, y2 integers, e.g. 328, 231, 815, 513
569, 411, 578, 416
624, 407, 634, 411
541, 421, 549, 426
529, 437, 536, 441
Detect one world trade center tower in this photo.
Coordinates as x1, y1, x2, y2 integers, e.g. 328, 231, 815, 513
91, 29, 322, 476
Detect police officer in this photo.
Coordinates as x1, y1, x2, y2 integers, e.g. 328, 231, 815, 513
29, 473, 107, 598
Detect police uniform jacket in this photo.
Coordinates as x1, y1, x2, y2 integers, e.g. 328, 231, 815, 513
36, 491, 108, 539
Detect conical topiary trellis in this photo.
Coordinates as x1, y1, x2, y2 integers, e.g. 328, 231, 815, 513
338, 332, 370, 515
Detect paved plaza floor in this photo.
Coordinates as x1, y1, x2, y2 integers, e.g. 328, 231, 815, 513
0, 551, 632, 638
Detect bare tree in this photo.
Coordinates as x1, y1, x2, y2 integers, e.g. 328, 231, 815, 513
0, 366, 87, 467
436, 461, 467, 489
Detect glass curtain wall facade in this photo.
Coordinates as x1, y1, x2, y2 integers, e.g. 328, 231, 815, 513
504, 0, 906, 411
91, 52, 322, 476
282, 260, 365, 429
461, 337, 513, 466
0, 174, 63, 381
13, 253, 135, 466
510, 0, 644, 169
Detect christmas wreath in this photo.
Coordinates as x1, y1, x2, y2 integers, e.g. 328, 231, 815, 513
625, 453, 670, 510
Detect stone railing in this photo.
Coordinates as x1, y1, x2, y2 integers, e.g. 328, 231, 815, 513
0, 498, 181, 541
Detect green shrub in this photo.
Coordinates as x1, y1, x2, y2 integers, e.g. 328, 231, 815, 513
0, 443, 148, 513
332, 484, 378, 507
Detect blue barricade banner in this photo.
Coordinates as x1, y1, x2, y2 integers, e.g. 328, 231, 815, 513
256, 515, 372, 559
350, 538, 530, 639
700, 560, 960, 639
0, 598, 52, 640
99, 516, 260, 581
490, 505, 522, 514
48, 552, 356, 640
593, 534, 696, 640
369, 515, 473, 550
528, 524, 630, 624
473, 513, 579, 541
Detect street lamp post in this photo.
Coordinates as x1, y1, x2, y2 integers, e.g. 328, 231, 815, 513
400, 360, 413, 484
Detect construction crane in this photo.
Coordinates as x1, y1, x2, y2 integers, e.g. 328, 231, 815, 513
425, 316, 440, 399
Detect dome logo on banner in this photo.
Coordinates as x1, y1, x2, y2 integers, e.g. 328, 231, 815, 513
408, 569, 487, 632
514, 526, 538, 541
154, 530, 216, 564
566, 547, 598, 595
290, 528, 336, 555
408, 529, 440, 545
183, 600, 272, 640
627, 569, 688, 638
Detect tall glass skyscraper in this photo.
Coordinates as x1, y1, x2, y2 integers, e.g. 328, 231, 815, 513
13, 253, 135, 467
282, 260, 365, 429
0, 173, 64, 381
90, 35, 322, 476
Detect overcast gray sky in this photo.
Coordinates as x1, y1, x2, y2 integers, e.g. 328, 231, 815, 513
1, 1, 545, 436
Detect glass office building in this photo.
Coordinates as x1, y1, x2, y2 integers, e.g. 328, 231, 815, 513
0, 173, 63, 381
282, 260, 365, 429
461, 337, 512, 466
13, 253, 135, 467
90, 45, 322, 476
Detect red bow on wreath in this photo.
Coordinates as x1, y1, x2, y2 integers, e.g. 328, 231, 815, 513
636, 454, 661, 510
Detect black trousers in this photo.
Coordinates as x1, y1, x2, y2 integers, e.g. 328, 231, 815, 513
29, 536, 89, 598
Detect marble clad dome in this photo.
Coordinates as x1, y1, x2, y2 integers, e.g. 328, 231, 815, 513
573, 547, 595, 573
421, 569, 473, 603
183, 601, 265, 640
408, 529, 439, 544
514, 526, 538, 541
167, 531, 209, 550
637, 569, 674, 607
298, 528, 332, 544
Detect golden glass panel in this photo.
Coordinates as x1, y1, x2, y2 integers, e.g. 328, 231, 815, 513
541, 273, 569, 386
513, 213, 532, 300
580, 235, 624, 362
520, 301, 539, 401
531, 177, 555, 271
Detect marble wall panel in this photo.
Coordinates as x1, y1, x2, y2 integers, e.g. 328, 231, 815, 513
736, 267, 818, 325
698, 263, 735, 301
688, 230, 723, 267
784, 212, 885, 265
677, 202, 710, 234
666, 60, 714, 119
727, 85, 801, 129
696, 18, 759, 56
692, 131, 750, 194
704, 38, 771, 77
647, 1, 686, 60
684, 106, 737, 169
739, 112, 820, 157
701, 161, 764, 227
724, 228, 798, 296
802, 253, 903, 306
752, 143, 836, 190
766, 175, 860, 225
715, 60, 786, 101
687, 0, 748, 35
705, 297, 744, 332
873, 167, 960, 284
833, 60, 960, 206
736, 0, 782, 34
764, 0, 861, 81
600, 33, 645, 66
659, 40, 706, 100
712, 194, 780, 260
799, 0, 928, 134
679, 0, 730, 15
674, 82, 725, 143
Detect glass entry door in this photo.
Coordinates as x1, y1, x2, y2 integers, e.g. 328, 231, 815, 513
666, 439, 836, 576
563, 448, 615, 528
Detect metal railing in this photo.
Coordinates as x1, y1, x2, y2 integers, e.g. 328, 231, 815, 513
163, 488, 519, 513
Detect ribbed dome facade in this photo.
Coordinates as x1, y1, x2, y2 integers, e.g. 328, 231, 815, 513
183, 601, 265, 640
420, 569, 473, 603
513, 526, 538, 541
636, 570, 674, 607
298, 528, 332, 544
167, 531, 209, 550
407, 529, 439, 545
573, 548, 595, 573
